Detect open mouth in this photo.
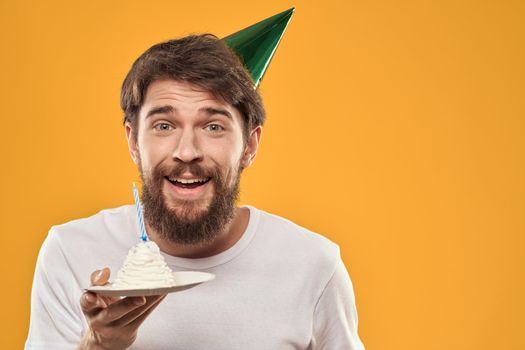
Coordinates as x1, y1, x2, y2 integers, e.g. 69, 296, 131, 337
165, 176, 211, 189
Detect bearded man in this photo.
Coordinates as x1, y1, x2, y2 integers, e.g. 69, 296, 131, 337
25, 12, 365, 350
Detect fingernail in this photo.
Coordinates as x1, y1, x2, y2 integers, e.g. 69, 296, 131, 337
85, 293, 95, 303
134, 297, 145, 306
95, 270, 103, 281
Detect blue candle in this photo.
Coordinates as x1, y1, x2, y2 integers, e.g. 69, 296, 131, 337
132, 182, 149, 242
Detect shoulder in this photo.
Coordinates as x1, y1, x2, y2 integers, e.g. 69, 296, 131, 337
248, 206, 341, 271
50, 204, 134, 241
41, 205, 136, 267
52, 204, 134, 234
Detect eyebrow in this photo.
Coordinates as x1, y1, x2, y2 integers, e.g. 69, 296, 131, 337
203, 107, 232, 120
145, 105, 174, 118
144, 105, 232, 120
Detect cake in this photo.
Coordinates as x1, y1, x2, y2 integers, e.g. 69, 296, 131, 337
112, 240, 176, 289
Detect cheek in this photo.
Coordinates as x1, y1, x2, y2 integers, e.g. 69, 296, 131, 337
138, 136, 174, 171
207, 140, 244, 167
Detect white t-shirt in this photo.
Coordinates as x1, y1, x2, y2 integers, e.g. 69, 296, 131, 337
26, 205, 365, 350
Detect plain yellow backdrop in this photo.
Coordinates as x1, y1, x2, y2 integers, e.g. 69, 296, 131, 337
1, 0, 524, 349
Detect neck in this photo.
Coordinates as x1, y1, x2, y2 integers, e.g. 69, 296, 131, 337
147, 206, 249, 259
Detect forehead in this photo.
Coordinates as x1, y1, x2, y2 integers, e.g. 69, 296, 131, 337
143, 79, 227, 109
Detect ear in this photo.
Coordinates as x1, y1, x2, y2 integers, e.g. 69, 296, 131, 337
241, 126, 262, 169
125, 122, 139, 165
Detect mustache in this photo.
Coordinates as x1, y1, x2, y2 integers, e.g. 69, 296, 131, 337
159, 162, 214, 179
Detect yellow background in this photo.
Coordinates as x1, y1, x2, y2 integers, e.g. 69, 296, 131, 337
1, 0, 524, 348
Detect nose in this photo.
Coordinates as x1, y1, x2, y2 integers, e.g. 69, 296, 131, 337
172, 128, 203, 163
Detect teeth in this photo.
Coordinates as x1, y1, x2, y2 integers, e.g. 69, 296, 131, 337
168, 177, 208, 184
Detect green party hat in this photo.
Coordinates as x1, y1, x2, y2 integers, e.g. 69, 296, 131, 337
223, 8, 295, 88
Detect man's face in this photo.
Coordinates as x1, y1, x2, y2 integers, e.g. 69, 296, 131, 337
125, 79, 260, 245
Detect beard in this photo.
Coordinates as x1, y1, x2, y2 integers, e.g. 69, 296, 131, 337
139, 160, 241, 246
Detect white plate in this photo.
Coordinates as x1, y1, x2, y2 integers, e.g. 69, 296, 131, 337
86, 271, 215, 297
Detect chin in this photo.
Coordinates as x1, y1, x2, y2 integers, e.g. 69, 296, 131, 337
166, 198, 211, 222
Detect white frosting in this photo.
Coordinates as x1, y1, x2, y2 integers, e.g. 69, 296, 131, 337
112, 241, 176, 289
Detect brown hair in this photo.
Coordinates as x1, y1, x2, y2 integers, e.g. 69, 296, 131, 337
120, 34, 265, 141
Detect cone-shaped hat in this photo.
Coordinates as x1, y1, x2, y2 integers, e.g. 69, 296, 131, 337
222, 8, 295, 88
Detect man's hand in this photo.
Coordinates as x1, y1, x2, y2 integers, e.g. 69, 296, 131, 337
78, 268, 166, 350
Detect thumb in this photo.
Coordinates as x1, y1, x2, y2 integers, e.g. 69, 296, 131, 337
90, 267, 111, 286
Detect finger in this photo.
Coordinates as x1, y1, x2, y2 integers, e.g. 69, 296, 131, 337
97, 294, 120, 309
80, 292, 108, 316
113, 295, 166, 327
100, 294, 120, 308
91, 296, 146, 325
90, 267, 111, 286
120, 295, 167, 329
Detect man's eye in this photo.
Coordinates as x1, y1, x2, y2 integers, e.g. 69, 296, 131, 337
154, 123, 172, 131
205, 124, 224, 132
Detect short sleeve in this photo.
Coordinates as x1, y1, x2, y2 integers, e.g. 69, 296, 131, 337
311, 258, 365, 350
25, 228, 84, 350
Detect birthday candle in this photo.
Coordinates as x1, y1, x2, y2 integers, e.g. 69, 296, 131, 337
132, 182, 149, 241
